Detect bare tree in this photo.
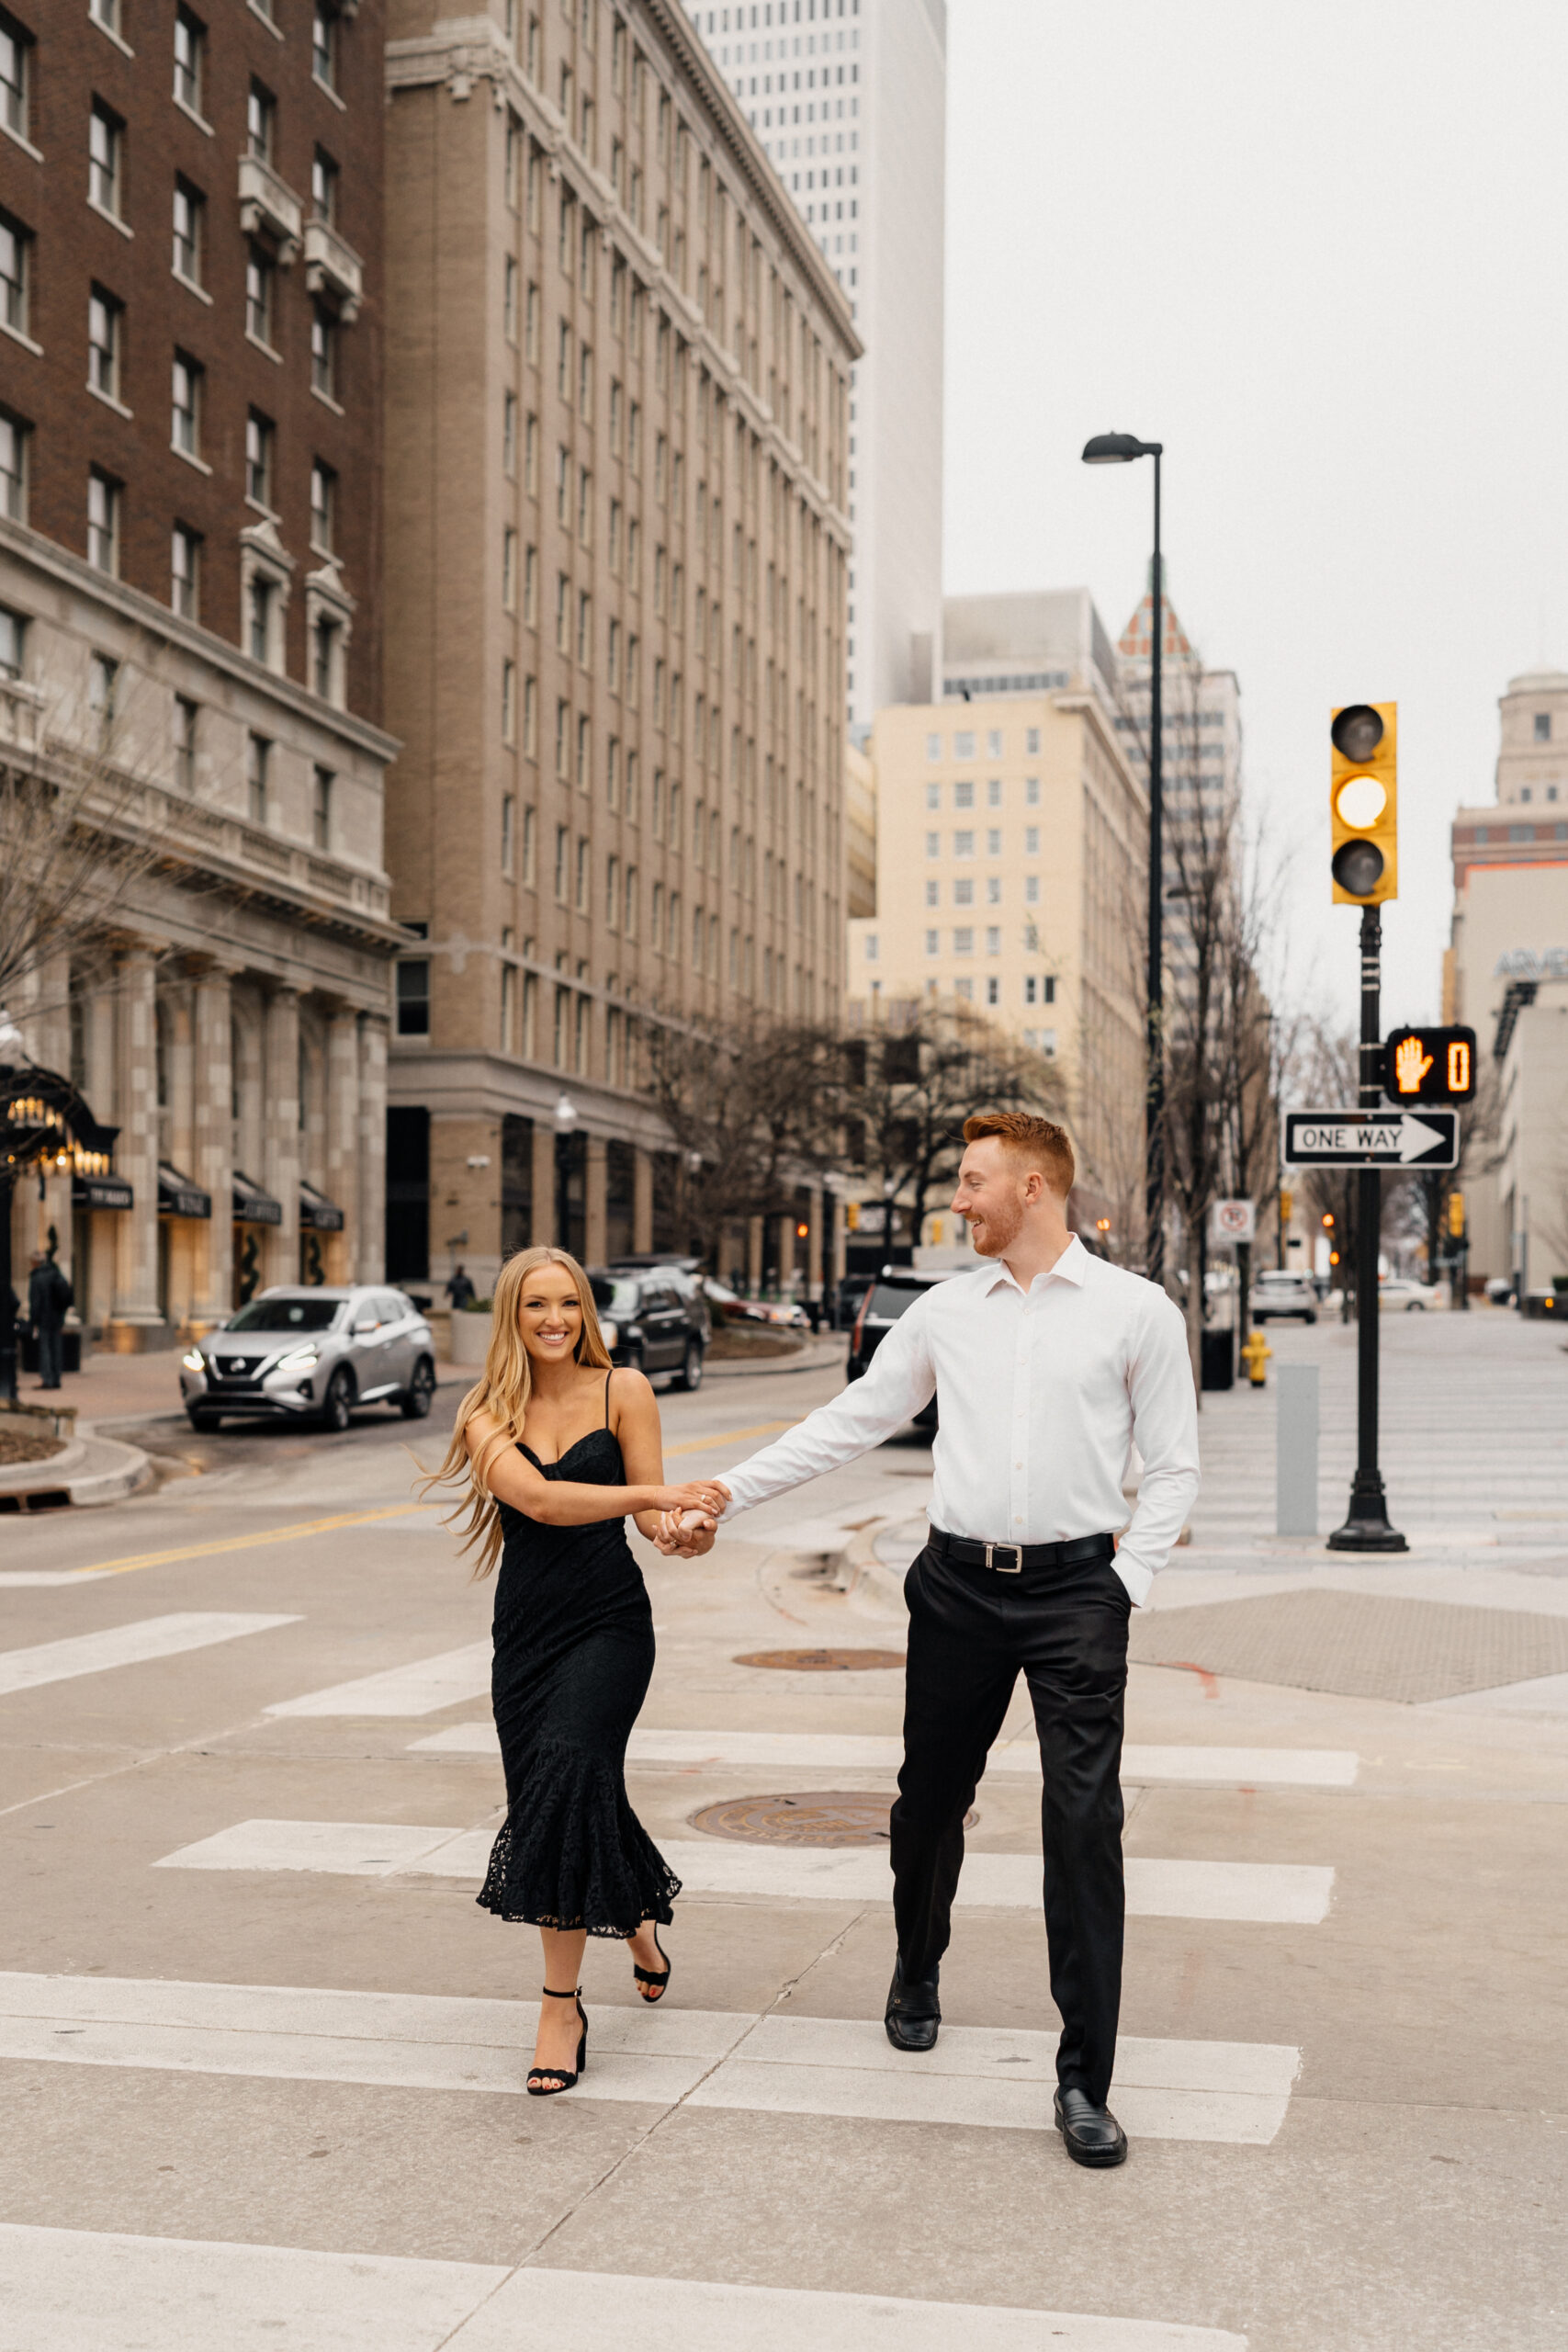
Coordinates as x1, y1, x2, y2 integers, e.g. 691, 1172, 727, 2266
641, 1012, 840, 1268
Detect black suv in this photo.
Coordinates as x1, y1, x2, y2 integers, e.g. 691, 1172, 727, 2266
591, 1267, 708, 1389
845, 1267, 954, 1429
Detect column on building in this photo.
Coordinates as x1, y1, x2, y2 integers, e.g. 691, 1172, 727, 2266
263, 986, 301, 1289
807, 1183, 824, 1301
747, 1215, 764, 1295
80, 963, 118, 1332
109, 944, 164, 1345
190, 966, 234, 1327
356, 1014, 388, 1282
777, 1211, 796, 1294
324, 1003, 361, 1284
584, 1136, 608, 1267
30, 955, 73, 1295
530, 1123, 555, 1248
633, 1148, 654, 1253
163, 978, 197, 1330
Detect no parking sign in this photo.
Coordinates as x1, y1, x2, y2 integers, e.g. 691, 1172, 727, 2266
1209, 1198, 1257, 1246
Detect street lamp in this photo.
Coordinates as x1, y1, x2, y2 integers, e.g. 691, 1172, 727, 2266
552, 1091, 578, 1253
1082, 430, 1166, 1284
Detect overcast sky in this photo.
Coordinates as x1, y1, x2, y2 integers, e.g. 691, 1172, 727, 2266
942, 0, 1567, 1032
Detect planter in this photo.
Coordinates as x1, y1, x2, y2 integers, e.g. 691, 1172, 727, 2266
449, 1308, 493, 1365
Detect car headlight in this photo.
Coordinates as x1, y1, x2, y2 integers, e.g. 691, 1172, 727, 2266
274, 1344, 320, 1374
181, 1348, 205, 1372
600, 1319, 619, 1349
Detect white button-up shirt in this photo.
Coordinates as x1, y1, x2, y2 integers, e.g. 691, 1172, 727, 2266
721, 1238, 1200, 1605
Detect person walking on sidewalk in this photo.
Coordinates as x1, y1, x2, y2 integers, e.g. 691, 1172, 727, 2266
422, 1246, 728, 2097
660, 1113, 1199, 2168
28, 1250, 73, 1392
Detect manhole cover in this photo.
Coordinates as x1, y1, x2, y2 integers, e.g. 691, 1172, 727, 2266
733, 1647, 907, 1671
690, 1792, 976, 1847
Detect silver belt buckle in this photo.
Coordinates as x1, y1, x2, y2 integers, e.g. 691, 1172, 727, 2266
985, 1543, 1023, 1574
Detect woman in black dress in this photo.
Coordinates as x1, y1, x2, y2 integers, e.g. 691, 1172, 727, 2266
425, 1245, 725, 2094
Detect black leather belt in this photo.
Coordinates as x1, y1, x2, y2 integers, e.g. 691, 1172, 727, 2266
929, 1527, 1116, 1577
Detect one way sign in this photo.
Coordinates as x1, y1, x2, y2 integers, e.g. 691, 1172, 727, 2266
1283, 1109, 1460, 1170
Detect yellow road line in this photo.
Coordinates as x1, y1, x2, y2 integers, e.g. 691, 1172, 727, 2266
664, 1419, 797, 1457
62, 1503, 435, 1578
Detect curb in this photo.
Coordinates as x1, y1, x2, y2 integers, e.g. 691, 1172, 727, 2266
705, 1335, 846, 1381
0, 1430, 152, 1511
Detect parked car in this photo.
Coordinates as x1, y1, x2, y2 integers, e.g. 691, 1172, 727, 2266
590, 1271, 706, 1388
605, 1255, 713, 1344
832, 1273, 874, 1331
1378, 1276, 1439, 1312
700, 1277, 807, 1329
846, 1267, 958, 1429
1485, 1275, 1517, 1306
1249, 1271, 1318, 1325
180, 1287, 435, 1431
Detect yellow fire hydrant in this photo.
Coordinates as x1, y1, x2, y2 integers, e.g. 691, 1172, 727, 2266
1239, 1329, 1272, 1388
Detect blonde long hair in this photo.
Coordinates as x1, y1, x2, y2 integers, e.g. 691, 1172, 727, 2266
420, 1245, 614, 1579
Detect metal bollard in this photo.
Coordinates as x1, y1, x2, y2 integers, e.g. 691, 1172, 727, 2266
1276, 1362, 1319, 1537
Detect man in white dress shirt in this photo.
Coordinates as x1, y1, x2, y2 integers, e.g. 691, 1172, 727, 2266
665, 1111, 1199, 2167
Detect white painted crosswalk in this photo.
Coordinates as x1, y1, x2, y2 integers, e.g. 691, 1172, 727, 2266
265, 1641, 491, 1718
413, 1722, 1361, 1787
0, 1972, 1300, 2145
0, 1612, 299, 1699
0, 2226, 1249, 2349
153, 1817, 1337, 1923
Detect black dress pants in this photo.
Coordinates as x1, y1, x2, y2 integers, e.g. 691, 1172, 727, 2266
890, 1540, 1131, 2107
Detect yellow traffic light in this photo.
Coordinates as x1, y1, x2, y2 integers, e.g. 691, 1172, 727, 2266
1280, 1189, 1293, 1221
1330, 701, 1398, 905
1448, 1191, 1465, 1238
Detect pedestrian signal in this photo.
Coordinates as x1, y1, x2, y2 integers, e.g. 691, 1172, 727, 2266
1448, 1192, 1465, 1238
1330, 701, 1398, 904
1382, 1024, 1476, 1103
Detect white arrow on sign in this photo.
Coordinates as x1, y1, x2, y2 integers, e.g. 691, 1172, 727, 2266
1394, 1115, 1446, 1164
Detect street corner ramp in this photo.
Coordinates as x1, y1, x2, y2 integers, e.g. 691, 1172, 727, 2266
1130, 1588, 1568, 1705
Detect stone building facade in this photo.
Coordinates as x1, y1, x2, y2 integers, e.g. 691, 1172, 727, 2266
1, 0, 398, 1344
381, 0, 858, 1295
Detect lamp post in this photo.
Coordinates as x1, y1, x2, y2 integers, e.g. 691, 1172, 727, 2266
552, 1090, 578, 1254
1083, 430, 1166, 1285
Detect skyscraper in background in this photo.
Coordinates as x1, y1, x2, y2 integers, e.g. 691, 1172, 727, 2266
682, 0, 945, 729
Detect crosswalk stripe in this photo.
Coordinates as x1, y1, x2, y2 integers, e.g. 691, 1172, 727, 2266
412, 1722, 1360, 1786
265, 1642, 492, 1718
0, 1612, 299, 1699
0, 1973, 1298, 2147
152, 1818, 1337, 1923
0, 2227, 1249, 2349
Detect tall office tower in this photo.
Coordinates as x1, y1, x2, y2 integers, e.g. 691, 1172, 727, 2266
0, 0, 398, 1342
682, 0, 945, 727
845, 590, 1148, 1223
383, 0, 858, 1294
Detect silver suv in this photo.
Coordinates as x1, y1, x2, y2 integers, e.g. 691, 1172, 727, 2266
180, 1286, 436, 1431
1249, 1271, 1318, 1325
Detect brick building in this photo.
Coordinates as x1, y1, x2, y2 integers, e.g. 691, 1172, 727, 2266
1, 0, 400, 1345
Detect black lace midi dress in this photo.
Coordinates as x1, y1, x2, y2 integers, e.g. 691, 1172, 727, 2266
476, 1389, 682, 1937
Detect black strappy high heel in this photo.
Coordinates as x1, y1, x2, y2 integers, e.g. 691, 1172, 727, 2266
631, 1927, 671, 2003
526, 1986, 588, 2096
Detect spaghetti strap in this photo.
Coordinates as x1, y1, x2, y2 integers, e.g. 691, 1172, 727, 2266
604, 1367, 613, 1427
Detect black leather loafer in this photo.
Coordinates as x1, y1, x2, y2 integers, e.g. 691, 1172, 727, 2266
884, 1957, 941, 2052
1054, 2086, 1128, 2167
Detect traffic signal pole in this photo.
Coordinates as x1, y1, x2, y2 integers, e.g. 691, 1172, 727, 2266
1327, 905, 1407, 1551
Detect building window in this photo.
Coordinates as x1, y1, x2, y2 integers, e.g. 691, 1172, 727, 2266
0, 9, 29, 140
953, 730, 975, 759
986, 926, 1001, 956
311, 1, 337, 90
172, 351, 202, 455
554, 824, 569, 901
246, 733, 271, 824
310, 459, 335, 551
924, 928, 939, 957
0, 206, 28, 340
173, 178, 204, 285
311, 147, 339, 225
171, 524, 200, 619
396, 960, 431, 1037
1025, 776, 1040, 806
925, 831, 939, 859
986, 976, 1000, 1007
312, 765, 333, 850
245, 410, 274, 507
174, 695, 198, 789
501, 659, 516, 744
954, 830, 975, 859
0, 604, 23, 681
953, 877, 974, 908
86, 469, 119, 573
247, 574, 274, 665
88, 288, 122, 401
310, 304, 337, 400
953, 928, 975, 956
174, 7, 205, 115
1535, 712, 1551, 742
247, 78, 275, 163
953, 780, 974, 810
246, 246, 276, 346
89, 101, 124, 218
88, 652, 117, 748
312, 614, 339, 701
501, 792, 515, 874
987, 778, 1002, 808
924, 781, 940, 810
986, 729, 1002, 759
864, 933, 878, 961
1024, 874, 1040, 904
0, 410, 26, 520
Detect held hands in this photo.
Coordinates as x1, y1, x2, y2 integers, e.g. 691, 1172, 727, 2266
654, 1478, 731, 1558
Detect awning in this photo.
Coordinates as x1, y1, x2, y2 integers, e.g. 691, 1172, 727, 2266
72, 1173, 133, 1211
231, 1170, 283, 1227
158, 1161, 211, 1220
299, 1181, 344, 1232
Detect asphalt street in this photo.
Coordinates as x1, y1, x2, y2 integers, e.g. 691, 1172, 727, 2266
0, 1314, 1564, 2348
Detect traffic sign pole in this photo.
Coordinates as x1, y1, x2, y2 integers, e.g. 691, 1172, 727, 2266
1329, 905, 1407, 1552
